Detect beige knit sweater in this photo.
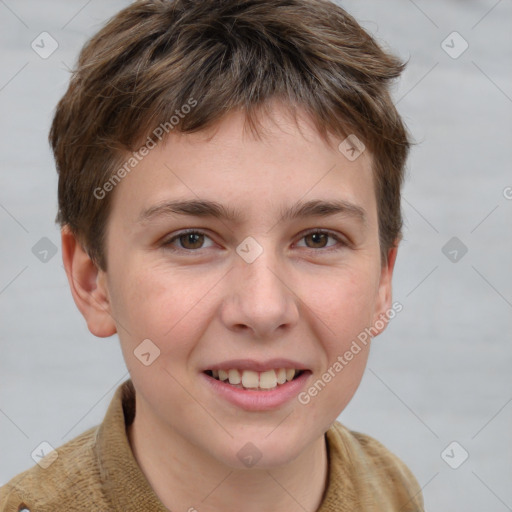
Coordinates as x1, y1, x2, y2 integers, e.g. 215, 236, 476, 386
0, 380, 424, 511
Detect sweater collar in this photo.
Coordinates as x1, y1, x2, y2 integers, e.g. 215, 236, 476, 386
95, 379, 168, 511
94, 379, 351, 511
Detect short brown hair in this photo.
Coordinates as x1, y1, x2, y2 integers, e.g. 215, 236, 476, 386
50, 0, 410, 270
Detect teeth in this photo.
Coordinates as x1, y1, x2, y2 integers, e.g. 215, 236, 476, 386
228, 369, 241, 385
259, 370, 277, 389
241, 370, 259, 389
209, 367, 303, 390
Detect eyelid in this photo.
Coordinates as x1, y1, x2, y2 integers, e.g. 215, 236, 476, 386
162, 229, 216, 252
295, 228, 349, 251
162, 228, 349, 253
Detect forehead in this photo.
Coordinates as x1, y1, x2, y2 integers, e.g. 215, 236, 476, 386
107, 104, 376, 228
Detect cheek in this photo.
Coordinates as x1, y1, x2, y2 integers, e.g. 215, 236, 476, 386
303, 266, 377, 406
307, 280, 374, 417
310, 266, 378, 339
110, 262, 217, 355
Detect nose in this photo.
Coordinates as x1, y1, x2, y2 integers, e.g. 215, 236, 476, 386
219, 245, 300, 340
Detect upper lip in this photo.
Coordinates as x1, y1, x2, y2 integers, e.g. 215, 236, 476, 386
203, 359, 310, 372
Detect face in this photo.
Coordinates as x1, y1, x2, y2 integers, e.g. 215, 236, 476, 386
85, 103, 396, 469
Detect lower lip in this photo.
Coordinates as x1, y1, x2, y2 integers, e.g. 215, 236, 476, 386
201, 371, 311, 412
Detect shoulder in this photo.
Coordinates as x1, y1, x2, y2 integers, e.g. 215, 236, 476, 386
0, 425, 106, 512
326, 421, 424, 511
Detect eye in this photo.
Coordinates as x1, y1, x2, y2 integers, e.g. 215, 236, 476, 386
162, 230, 215, 251
296, 230, 346, 251
162, 229, 347, 253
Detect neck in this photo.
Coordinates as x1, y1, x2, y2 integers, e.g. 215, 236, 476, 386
127, 397, 329, 512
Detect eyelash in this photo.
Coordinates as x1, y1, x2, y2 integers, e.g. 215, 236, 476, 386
161, 229, 348, 254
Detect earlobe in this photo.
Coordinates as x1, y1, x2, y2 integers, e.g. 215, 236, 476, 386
61, 226, 117, 338
371, 243, 399, 337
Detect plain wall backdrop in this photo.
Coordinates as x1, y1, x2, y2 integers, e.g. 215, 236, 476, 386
1, 0, 511, 510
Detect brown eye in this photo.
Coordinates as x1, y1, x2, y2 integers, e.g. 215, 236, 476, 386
178, 232, 204, 249
296, 230, 346, 252
304, 232, 329, 248
163, 230, 215, 252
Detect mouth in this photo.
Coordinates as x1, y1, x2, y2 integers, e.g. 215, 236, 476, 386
201, 363, 312, 411
203, 368, 307, 391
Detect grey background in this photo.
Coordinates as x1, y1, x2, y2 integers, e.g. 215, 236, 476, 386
1, 0, 511, 510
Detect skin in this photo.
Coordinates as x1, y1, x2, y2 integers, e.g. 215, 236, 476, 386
62, 102, 398, 512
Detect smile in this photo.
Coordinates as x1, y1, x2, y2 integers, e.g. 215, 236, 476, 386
202, 367, 312, 411
204, 368, 305, 391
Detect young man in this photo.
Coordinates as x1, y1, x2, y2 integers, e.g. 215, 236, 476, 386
1, 0, 423, 510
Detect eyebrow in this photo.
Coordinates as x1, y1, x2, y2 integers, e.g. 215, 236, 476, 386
137, 198, 367, 226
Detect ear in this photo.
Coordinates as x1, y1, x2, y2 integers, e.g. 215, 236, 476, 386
61, 226, 117, 338
371, 242, 399, 337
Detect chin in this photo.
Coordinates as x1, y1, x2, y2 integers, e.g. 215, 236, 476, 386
215, 432, 309, 471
